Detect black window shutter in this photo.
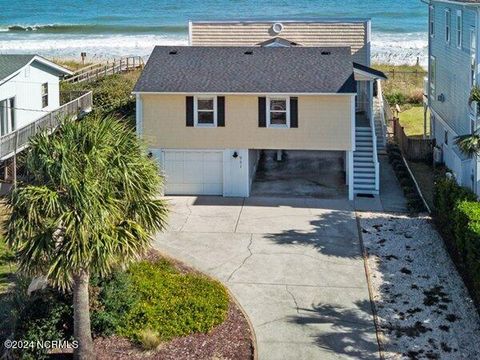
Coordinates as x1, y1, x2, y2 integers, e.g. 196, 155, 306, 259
186, 96, 194, 127
290, 97, 298, 128
217, 96, 225, 127
258, 97, 266, 127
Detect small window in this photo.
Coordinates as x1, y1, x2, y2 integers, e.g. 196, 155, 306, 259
457, 10, 462, 48
471, 28, 477, 87
472, 119, 476, 134
41, 83, 48, 108
429, 5, 435, 37
430, 56, 436, 99
444, 130, 449, 145
194, 96, 217, 127
445, 9, 451, 44
267, 97, 290, 128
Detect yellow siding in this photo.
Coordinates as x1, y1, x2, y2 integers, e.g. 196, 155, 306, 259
141, 94, 353, 151
190, 22, 368, 65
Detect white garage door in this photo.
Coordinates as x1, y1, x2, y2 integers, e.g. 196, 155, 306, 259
162, 150, 223, 195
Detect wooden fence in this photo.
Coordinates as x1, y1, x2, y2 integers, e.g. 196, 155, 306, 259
0, 91, 93, 160
392, 118, 435, 161
63, 56, 144, 84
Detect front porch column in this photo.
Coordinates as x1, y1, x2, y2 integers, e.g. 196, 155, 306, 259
347, 150, 354, 200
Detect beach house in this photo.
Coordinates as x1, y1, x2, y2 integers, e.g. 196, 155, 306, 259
424, 0, 480, 194
0, 55, 92, 181
134, 20, 387, 200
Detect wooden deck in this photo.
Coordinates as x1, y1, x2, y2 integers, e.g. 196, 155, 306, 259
63, 56, 144, 84
0, 91, 93, 160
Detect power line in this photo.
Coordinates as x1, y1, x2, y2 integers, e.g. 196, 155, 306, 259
0, 104, 52, 114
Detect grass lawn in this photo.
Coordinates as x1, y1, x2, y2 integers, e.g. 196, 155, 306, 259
398, 105, 429, 137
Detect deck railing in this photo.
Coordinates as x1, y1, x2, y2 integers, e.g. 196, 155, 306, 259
0, 91, 93, 160
63, 56, 144, 84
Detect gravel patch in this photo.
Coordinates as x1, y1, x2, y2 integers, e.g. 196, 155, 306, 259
359, 212, 480, 359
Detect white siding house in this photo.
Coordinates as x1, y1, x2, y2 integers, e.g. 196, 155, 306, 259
0, 55, 72, 136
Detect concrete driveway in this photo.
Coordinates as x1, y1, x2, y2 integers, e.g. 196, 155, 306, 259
154, 196, 379, 360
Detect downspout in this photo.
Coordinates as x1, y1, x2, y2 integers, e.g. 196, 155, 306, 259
135, 93, 143, 137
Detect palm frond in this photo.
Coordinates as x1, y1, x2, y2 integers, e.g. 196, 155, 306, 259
6, 113, 168, 290
455, 132, 480, 157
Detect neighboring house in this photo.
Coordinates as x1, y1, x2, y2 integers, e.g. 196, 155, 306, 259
134, 20, 387, 200
0, 55, 72, 137
425, 1, 480, 194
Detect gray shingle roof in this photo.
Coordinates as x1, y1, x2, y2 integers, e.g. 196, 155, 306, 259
0, 54, 35, 82
134, 46, 356, 94
257, 37, 301, 47
353, 62, 387, 79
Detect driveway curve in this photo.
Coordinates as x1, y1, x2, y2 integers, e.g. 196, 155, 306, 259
154, 196, 379, 360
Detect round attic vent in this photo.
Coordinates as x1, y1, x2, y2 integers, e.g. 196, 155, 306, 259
272, 22, 284, 34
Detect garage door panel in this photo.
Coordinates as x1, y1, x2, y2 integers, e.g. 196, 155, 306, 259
204, 183, 223, 195
184, 161, 204, 180
204, 162, 222, 183
161, 150, 223, 195
204, 152, 223, 162
164, 151, 179, 162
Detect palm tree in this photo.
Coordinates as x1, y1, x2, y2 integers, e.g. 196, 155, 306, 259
5, 114, 168, 360
455, 131, 480, 157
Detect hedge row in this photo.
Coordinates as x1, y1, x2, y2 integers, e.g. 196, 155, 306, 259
434, 177, 480, 306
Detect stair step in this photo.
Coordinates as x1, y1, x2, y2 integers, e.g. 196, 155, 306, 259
354, 178, 376, 185
354, 162, 374, 168
356, 147, 373, 151
355, 172, 375, 179
353, 151, 373, 159
354, 157, 373, 162
354, 184, 377, 190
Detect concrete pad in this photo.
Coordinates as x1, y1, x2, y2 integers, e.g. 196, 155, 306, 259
154, 196, 379, 359
378, 156, 408, 213
251, 150, 347, 199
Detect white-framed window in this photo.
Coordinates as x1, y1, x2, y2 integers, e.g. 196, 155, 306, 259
429, 5, 435, 37
267, 97, 290, 128
41, 82, 48, 108
194, 96, 217, 127
0, 97, 15, 136
445, 9, 451, 44
471, 27, 477, 87
430, 55, 436, 99
457, 10, 463, 48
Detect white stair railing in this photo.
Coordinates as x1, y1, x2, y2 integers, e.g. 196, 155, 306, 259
369, 84, 380, 192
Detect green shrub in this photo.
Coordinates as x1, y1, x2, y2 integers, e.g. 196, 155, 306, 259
8, 284, 73, 360
118, 259, 229, 342
434, 177, 476, 237
61, 71, 140, 116
91, 271, 141, 337
385, 91, 407, 106
453, 201, 480, 301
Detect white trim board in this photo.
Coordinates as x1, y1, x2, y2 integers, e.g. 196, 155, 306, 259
132, 91, 357, 96
189, 19, 371, 24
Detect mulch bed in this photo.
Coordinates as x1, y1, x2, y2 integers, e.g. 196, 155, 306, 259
94, 251, 255, 360
94, 300, 253, 360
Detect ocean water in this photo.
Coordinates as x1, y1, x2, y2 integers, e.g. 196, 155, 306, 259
0, 0, 428, 66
